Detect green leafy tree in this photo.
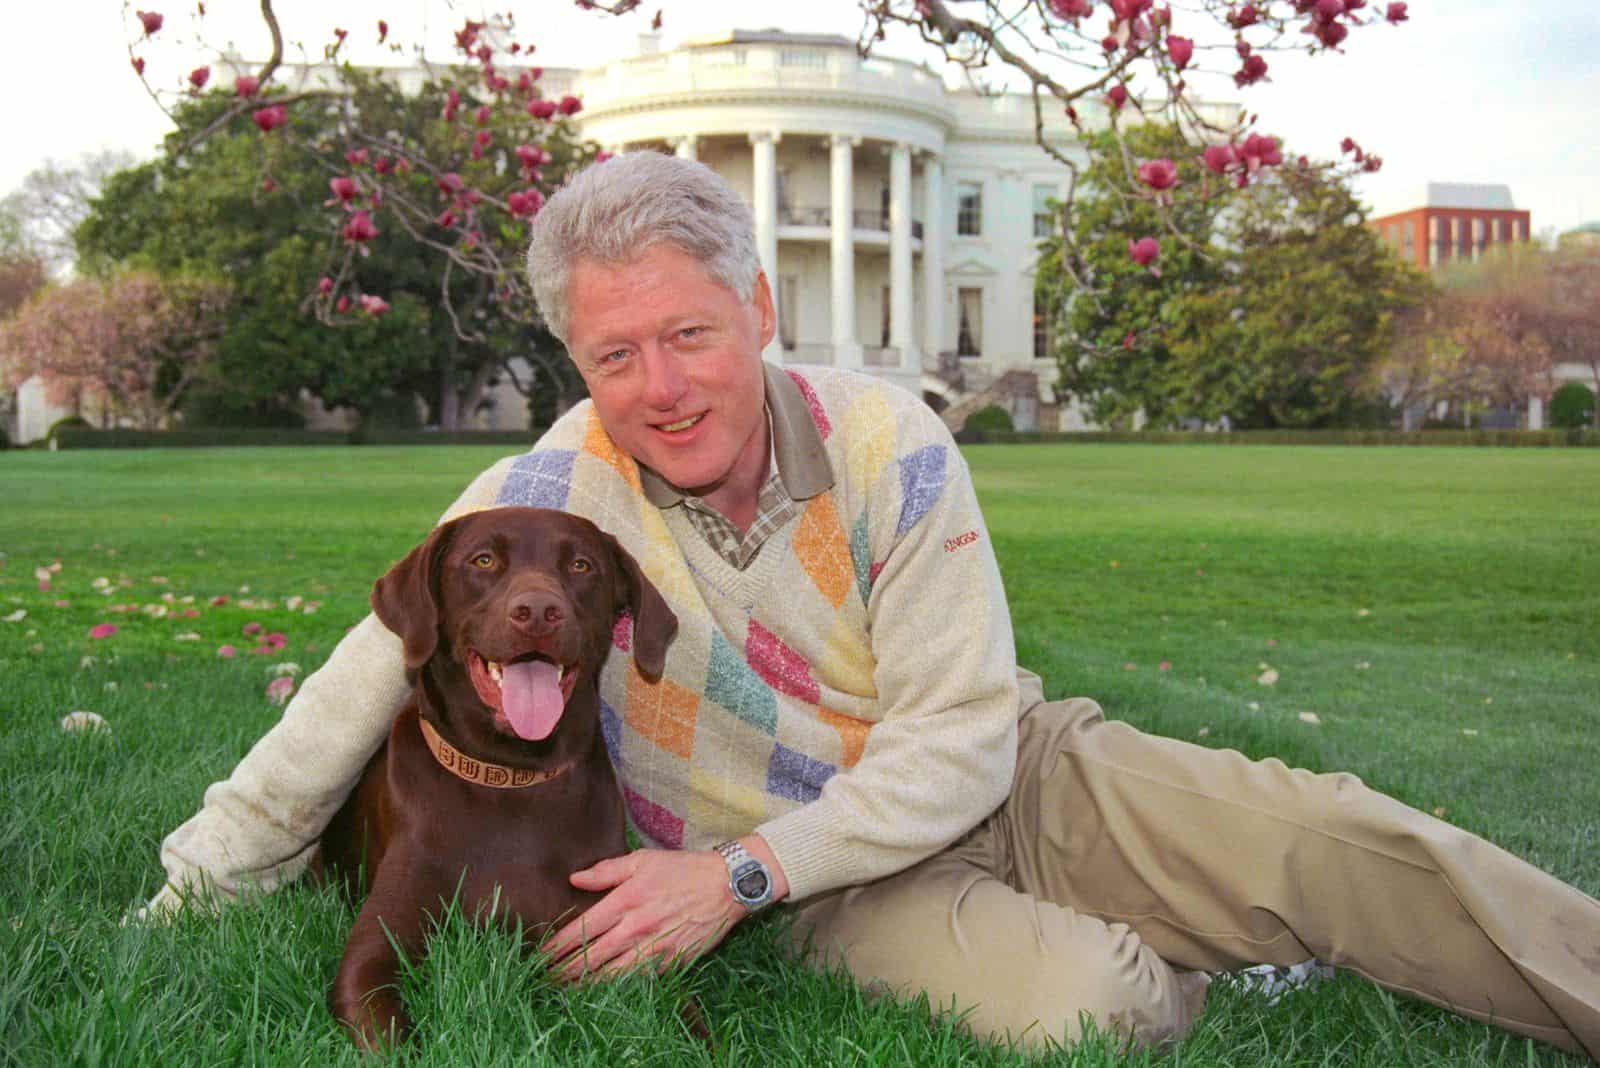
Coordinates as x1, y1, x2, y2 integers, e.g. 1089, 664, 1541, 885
1040, 123, 1427, 428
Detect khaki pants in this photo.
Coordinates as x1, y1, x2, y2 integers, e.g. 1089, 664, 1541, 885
790, 679, 1600, 1057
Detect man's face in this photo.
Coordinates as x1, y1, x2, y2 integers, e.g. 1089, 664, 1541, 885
564, 244, 775, 506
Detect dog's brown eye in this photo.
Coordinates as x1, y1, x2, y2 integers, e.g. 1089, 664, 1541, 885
471, 552, 495, 570
571, 558, 592, 574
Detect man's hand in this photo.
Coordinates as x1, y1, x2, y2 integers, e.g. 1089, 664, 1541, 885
546, 836, 788, 981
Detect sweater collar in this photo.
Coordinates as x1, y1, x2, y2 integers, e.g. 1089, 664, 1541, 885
637, 361, 834, 508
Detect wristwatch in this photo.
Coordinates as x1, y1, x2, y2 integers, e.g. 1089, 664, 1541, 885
715, 840, 774, 912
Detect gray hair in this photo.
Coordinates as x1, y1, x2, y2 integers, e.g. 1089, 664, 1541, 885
525, 152, 761, 345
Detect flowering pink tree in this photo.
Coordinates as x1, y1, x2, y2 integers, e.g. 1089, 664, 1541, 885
0, 271, 229, 429
126, 4, 591, 389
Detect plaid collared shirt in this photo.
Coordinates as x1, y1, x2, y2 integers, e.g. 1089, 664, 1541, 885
678, 464, 799, 570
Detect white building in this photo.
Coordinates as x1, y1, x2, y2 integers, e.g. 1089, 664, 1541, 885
549, 29, 1241, 430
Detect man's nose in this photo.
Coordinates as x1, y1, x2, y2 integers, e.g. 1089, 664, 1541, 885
638, 346, 689, 410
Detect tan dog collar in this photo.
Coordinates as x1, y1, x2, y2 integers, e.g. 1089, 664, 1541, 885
418, 716, 574, 789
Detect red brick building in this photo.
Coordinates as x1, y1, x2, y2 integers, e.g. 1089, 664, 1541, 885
1368, 183, 1531, 271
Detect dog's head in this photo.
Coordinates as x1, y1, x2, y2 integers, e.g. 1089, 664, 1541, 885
372, 507, 676, 746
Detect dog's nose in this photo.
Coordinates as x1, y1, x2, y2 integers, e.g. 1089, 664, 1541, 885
508, 590, 564, 634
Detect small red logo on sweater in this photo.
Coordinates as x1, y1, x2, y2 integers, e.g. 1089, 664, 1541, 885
944, 530, 980, 553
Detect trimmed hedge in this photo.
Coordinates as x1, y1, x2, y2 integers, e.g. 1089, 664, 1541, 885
52, 428, 540, 449
954, 427, 1600, 447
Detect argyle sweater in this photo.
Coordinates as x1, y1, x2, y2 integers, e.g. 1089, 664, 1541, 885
489, 367, 1020, 900
153, 366, 1019, 910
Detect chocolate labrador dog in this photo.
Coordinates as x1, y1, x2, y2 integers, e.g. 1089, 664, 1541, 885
319, 506, 677, 1051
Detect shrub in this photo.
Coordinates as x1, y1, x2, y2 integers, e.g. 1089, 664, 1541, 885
181, 387, 307, 429
1551, 383, 1597, 429
964, 404, 1014, 434
47, 414, 91, 442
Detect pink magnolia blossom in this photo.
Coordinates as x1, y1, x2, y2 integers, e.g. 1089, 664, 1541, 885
265, 675, 295, 705
1313, 19, 1349, 47
1227, 3, 1259, 27
1106, 85, 1129, 110
1241, 133, 1283, 168
474, 129, 492, 148
131, 57, 146, 76
89, 623, 118, 640
1137, 158, 1178, 191
1202, 144, 1237, 173
475, 105, 492, 125
373, 155, 392, 175
517, 71, 536, 95
437, 209, 457, 229
345, 148, 368, 167
1166, 35, 1193, 70
377, 19, 388, 43
341, 211, 378, 243
317, 276, 334, 295
188, 66, 211, 92
437, 172, 464, 195
527, 98, 557, 120
1128, 237, 1160, 267
336, 296, 351, 313
234, 75, 260, 98
357, 294, 390, 316
1234, 54, 1268, 86
507, 189, 545, 218
1101, 34, 1119, 53
1314, 0, 1344, 18
557, 94, 583, 116
328, 176, 359, 202
261, 177, 276, 192
1384, 1, 1408, 21
137, 10, 164, 35
252, 104, 288, 133
515, 144, 548, 170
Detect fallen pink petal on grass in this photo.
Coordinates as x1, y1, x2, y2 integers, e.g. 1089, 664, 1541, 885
1257, 668, 1279, 686
89, 623, 118, 639
217, 645, 237, 658
242, 622, 263, 636
1298, 711, 1321, 725
265, 676, 296, 705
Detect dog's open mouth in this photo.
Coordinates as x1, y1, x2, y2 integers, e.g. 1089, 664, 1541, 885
466, 650, 579, 741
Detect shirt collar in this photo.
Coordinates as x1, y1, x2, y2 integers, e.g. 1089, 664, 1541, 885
637, 361, 834, 508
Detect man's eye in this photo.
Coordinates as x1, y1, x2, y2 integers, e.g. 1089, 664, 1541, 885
471, 553, 495, 569
571, 558, 592, 574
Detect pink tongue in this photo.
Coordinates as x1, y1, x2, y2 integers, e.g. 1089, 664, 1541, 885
502, 660, 564, 741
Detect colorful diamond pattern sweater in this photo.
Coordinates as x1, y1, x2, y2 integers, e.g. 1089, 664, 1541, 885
494, 367, 1019, 900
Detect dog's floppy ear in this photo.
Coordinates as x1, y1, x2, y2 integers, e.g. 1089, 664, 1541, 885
371, 519, 460, 671
605, 534, 678, 681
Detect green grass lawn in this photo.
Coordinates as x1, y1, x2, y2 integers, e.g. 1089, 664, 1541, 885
2, 443, 1597, 1066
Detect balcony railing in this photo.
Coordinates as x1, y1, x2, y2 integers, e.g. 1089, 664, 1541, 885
778, 205, 924, 240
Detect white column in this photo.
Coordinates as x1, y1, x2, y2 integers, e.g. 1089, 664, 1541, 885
889, 142, 915, 374
1528, 393, 1545, 431
673, 135, 698, 161
749, 131, 782, 364
829, 134, 863, 370
921, 153, 944, 365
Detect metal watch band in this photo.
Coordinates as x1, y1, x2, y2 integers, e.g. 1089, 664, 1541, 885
715, 840, 774, 912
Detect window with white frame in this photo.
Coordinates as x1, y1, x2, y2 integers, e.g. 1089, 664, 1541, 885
1033, 288, 1051, 358
1032, 184, 1056, 238
957, 181, 983, 236
957, 287, 983, 356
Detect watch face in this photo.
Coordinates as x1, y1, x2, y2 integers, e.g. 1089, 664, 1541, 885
735, 867, 770, 901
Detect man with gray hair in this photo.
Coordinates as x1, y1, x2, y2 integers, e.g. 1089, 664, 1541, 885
147, 152, 1600, 1057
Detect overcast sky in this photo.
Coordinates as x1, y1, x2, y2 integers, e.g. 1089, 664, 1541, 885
6, 1, 1596, 236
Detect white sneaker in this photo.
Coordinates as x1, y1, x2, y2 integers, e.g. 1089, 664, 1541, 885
1218, 959, 1335, 1004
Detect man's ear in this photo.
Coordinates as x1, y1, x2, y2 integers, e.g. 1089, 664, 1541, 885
752, 269, 777, 350
605, 534, 678, 680
371, 520, 459, 671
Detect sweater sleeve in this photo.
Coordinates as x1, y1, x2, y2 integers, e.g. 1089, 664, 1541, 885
143, 456, 521, 917
755, 409, 1019, 901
